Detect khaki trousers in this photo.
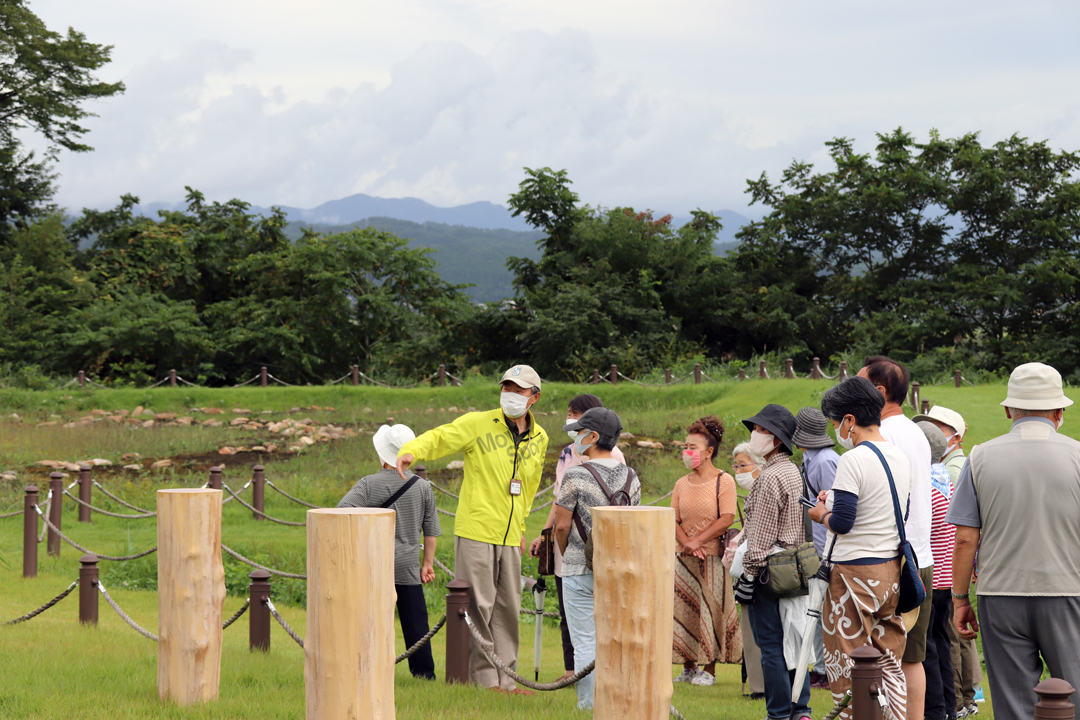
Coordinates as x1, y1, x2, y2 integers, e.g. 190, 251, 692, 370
948, 610, 983, 708
455, 536, 522, 691
740, 605, 765, 694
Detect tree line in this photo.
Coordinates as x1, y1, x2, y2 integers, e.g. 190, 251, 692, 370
2, 1, 1079, 385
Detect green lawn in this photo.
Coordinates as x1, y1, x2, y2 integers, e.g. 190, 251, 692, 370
0, 378, 1032, 718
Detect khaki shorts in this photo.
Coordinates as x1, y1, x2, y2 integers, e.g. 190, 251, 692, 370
902, 565, 935, 663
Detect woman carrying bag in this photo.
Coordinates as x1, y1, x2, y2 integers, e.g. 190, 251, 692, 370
671, 415, 743, 686
809, 377, 913, 720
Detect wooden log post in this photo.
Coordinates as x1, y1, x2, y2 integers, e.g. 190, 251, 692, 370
78, 464, 93, 523
955, 370, 963, 388
694, 363, 702, 385
414, 465, 427, 479
170, 369, 177, 388
811, 357, 822, 379
922, 399, 931, 414
785, 358, 795, 379
48, 472, 63, 557
592, 506, 675, 720
438, 364, 446, 387
444, 579, 472, 685
306, 508, 396, 720
738, 368, 746, 381
261, 367, 268, 388
912, 382, 921, 411
610, 364, 618, 385
23, 485, 38, 578
839, 361, 848, 379
208, 466, 222, 490
592, 369, 600, 385
759, 360, 767, 379
157, 489, 225, 705
664, 368, 672, 384
78, 370, 85, 388
79, 554, 99, 625
1035, 678, 1076, 720
352, 365, 360, 386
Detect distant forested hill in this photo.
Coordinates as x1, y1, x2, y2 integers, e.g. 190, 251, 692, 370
284, 218, 545, 302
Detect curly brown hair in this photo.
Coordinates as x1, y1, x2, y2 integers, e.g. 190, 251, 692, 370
686, 415, 724, 460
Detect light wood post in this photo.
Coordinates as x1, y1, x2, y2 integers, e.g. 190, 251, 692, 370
592, 506, 676, 720
305, 508, 396, 720
157, 489, 225, 705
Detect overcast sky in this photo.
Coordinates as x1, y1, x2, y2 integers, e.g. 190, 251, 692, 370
28, 0, 1080, 220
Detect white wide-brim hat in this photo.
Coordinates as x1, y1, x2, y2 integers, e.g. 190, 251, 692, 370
912, 405, 967, 439
1000, 363, 1074, 411
373, 424, 416, 466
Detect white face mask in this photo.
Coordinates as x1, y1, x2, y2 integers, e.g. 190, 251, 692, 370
500, 392, 530, 419
735, 471, 756, 491
1057, 416, 1065, 431
835, 417, 856, 451
748, 430, 777, 458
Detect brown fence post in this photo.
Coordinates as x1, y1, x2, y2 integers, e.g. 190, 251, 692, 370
414, 465, 427, 479
23, 485, 38, 578
208, 466, 223, 490
252, 465, 265, 522
169, 369, 177, 388
249, 569, 272, 652
610, 365, 618, 385
351, 365, 359, 386
445, 579, 472, 684
78, 370, 85, 388
811, 357, 822, 379
1034, 678, 1076, 720
738, 368, 745, 381
260, 366, 268, 387
758, 360, 767, 379
851, 645, 884, 720
592, 369, 599, 385
839, 361, 848, 379
79, 554, 99, 625
912, 382, 921, 411
921, 399, 930, 414
48, 472, 62, 558
439, 364, 446, 387
694, 363, 702, 385
78, 464, 92, 523
785, 358, 795, 379
665, 368, 672, 384
955, 370, 962, 388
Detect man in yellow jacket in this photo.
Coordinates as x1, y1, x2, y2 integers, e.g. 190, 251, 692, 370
397, 364, 550, 694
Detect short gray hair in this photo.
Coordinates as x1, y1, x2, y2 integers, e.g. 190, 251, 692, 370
732, 442, 766, 467
1006, 407, 1061, 419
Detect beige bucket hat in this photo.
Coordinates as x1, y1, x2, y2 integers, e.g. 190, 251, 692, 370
1000, 363, 1074, 411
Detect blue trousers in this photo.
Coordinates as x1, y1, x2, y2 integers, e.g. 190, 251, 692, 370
748, 589, 812, 720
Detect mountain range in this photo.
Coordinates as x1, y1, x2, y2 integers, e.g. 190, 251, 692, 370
135, 193, 752, 302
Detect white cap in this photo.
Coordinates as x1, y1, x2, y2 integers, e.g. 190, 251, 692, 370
373, 424, 416, 467
912, 405, 967, 439
1000, 363, 1074, 411
500, 364, 542, 392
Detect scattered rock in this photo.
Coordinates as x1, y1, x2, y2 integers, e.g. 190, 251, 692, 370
151, 459, 173, 469
324, 406, 335, 412
299, 436, 316, 446
121, 453, 142, 461
287, 444, 303, 453
265, 444, 279, 453
37, 460, 59, 468
140, 419, 155, 428
1, 472, 17, 481
232, 408, 252, 414
115, 409, 130, 417
90, 409, 107, 417
342, 429, 357, 438
107, 415, 123, 423
125, 418, 142, 425
154, 412, 177, 421
310, 405, 321, 410
63, 463, 82, 472
230, 418, 248, 426
447, 460, 465, 470
448, 406, 459, 413
123, 464, 142, 471
132, 406, 144, 417
251, 445, 267, 452
91, 458, 112, 467
467, 406, 476, 412
235, 446, 249, 453
218, 447, 236, 455
425, 408, 435, 413
636, 441, 655, 448
362, 407, 373, 413
201, 407, 223, 415
9, 412, 20, 419
620, 432, 635, 440
243, 423, 261, 431
201, 420, 224, 427
651, 442, 665, 449
37, 421, 58, 428
289, 407, 301, 413
261, 410, 273, 415
176, 417, 194, 425
280, 427, 296, 436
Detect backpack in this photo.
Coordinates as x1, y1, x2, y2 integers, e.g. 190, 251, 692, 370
570, 463, 637, 571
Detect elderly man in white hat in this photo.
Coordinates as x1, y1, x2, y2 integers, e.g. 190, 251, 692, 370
338, 423, 441, 680
947, 362, 1080, 720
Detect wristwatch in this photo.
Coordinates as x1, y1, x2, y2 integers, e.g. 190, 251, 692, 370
951, 590, 970, 600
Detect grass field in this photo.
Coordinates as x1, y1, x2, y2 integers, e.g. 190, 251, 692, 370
0, 378, 1041, 718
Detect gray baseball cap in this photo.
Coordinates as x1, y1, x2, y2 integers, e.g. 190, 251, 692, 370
563, 407, 623, 445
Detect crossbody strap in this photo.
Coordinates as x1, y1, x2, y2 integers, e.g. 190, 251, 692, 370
379, 474, 422, 509
859, 441, 907, 546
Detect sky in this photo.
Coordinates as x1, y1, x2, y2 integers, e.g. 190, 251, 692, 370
27, 0, 1080, 220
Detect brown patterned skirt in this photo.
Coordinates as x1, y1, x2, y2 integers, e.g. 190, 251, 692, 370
673, 554, 742, 665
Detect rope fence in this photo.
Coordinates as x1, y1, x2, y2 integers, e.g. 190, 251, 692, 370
265, 599, 304, 649
222, 484, 305, 527
92, 481, 153, 513
395, 613, 446, 664
266, 480, 322, 509
63, 490, 157, 519
98, 581, 158, 641
3, 579, 79, 625
464, 610, 593, 691
222, 599, 250, 630
38, 506, 157, 560
222, 544, 307, 579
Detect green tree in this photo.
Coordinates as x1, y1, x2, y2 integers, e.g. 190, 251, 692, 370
0, 0, 123, 243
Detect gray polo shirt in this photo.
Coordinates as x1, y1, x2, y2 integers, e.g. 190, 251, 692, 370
337, 468, 441, 586
946, 416, 1080, 596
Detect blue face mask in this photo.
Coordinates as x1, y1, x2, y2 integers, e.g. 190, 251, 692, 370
574, 431, 596, 457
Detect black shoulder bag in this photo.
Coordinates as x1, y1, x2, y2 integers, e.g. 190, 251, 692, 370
380, 474, 422, 509
571, 464, 637, 571
861, 442, 926, 614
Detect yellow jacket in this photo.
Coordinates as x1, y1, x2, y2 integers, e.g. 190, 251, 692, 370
399, 408, 549, 546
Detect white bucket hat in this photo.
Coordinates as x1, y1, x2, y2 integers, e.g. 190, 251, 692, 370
373, 424, 416, 467
912, 405, 967, 439
1000, 363, 1074, 411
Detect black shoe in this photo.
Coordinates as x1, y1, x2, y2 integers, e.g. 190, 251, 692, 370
744, 692, 766, 700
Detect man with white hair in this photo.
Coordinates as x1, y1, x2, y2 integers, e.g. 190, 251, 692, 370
338, 423, 441, 680
948, 363, 1080, 720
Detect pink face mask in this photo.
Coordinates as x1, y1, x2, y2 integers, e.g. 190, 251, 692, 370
682, 450, 701, 470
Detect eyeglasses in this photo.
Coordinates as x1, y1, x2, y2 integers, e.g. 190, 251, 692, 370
732, 463, 756, 471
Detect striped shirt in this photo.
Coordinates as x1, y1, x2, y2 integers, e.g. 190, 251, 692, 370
337, 468, 441, 585
929, 465, 955, 590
